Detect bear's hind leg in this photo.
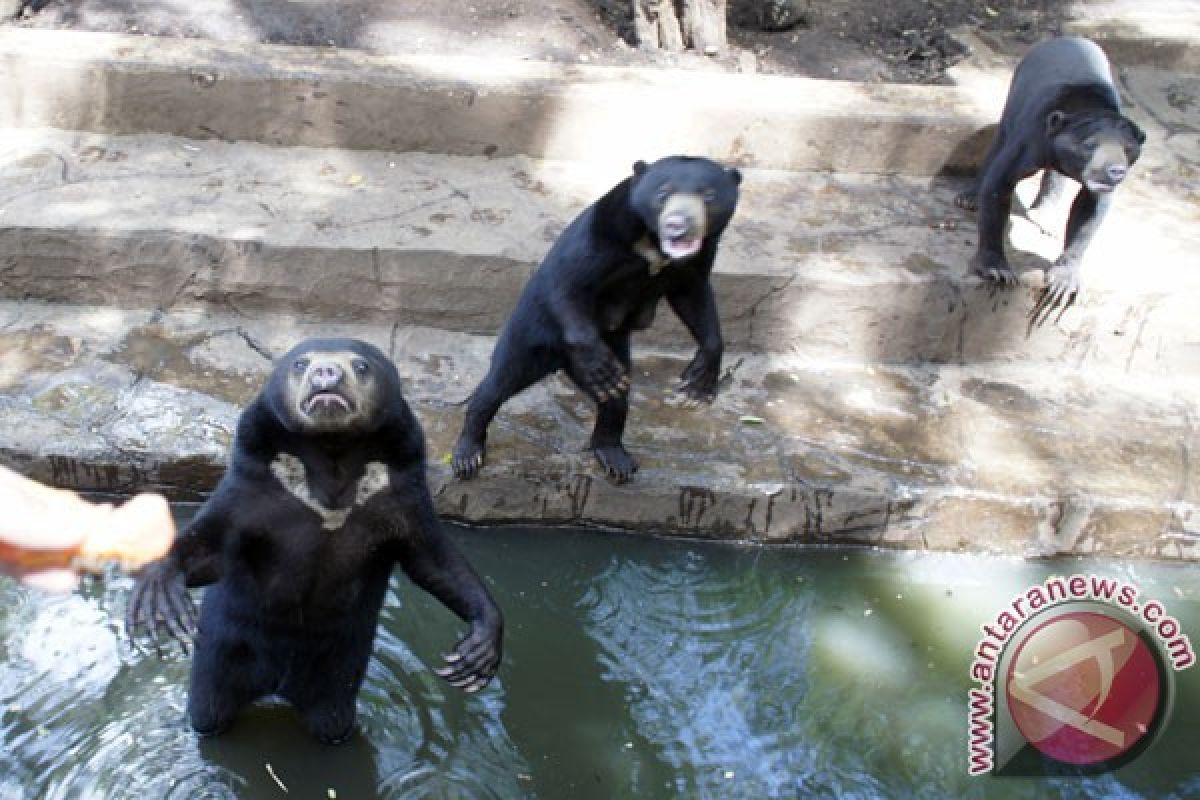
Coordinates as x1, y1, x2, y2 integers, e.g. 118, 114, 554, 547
187, 627, 271, 737
453, 336, 556, 480
281, 628, 376, 745
586, 334, 637, 483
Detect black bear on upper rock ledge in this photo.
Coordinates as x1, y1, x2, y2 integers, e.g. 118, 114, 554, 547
128, 338, 503, 744
956, 36, 1146, 327
453, 156, 742, 484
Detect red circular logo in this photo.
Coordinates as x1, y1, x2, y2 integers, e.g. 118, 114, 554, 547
1005, 611, 1162, 765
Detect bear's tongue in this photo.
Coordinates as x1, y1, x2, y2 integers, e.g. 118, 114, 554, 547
662, 235, 701, 260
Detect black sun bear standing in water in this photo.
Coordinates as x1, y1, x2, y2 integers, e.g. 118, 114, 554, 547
957, 36, 1145, 327
453, 155, 742, 484
128, 338, 503, 744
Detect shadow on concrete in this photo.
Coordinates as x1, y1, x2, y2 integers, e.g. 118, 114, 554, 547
7, 0, 614, 62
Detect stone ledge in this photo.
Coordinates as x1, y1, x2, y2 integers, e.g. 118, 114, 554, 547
0, 28, 993, 175
2, 127, 1197, 372
1, 302, 1195, 559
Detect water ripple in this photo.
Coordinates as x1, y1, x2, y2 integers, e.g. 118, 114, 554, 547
0, 578, 209, 800
580, 549, 817, 799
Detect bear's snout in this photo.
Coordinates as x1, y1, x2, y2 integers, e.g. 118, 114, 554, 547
310, 363, 344, 391
662, 212, 694, 239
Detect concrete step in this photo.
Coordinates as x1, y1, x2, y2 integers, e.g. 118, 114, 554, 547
0, 301, 1196, 558
0, 27, 993, 176
1063, 1, 1200, 73
2, 126, 1198, 373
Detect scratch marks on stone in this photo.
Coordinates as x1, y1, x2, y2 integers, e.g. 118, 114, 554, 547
679, 486, 715, 529
743, 487, 779, 538
739, 273, 797, 349
802, 488, 833, 539
565, 474, 592, 518
1123, 298, 1159, 374
235, 328, 275, 362
370, 246, 383, 288
1036, 492, 1095, 555
45, 455, 140, 493
337, 190, 468, 230
163, 268, 202, 312
197, 125, 235, 143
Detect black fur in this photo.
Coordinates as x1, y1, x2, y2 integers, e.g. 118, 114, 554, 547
14, 0, 52, 15
127, 338, 503, 744
957, 37, 1145, 325
452, 156, 742, 483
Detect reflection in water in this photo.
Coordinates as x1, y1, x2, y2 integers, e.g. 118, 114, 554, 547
0, 524, 1197, 799
581, 551, 826, 798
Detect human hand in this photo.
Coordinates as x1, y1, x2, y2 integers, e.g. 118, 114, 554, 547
0, 467, 174, 591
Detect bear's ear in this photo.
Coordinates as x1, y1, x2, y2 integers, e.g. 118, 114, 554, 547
632, 160, 649, 176
1045, 110, 1069, 135
727, 167, 743, 186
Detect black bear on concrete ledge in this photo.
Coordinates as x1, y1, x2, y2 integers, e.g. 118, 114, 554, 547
956, 36, 1145, 327
452, 155, 742, 484
128, 338, 503, 744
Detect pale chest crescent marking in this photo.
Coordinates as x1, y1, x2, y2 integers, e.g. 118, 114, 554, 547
634, 235, 670, 275
269, 453, 390, 532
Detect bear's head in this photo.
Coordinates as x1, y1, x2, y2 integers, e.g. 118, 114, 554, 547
1046, 109, 1145, 194
266, 338, 403, 437
629, 156, 742, 262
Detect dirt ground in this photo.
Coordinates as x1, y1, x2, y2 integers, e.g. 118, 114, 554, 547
5, 0, 1087, 84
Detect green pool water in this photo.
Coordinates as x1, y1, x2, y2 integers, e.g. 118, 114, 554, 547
0, 521, 1196, 799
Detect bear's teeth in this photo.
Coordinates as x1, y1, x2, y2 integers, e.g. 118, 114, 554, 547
305, 393, 351, 413
663, 237, 701, 259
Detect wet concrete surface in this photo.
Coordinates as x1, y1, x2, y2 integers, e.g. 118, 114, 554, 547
0, 301, 1195, 558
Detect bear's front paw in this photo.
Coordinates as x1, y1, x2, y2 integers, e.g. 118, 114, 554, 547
126, 557, 197, 657
970, 250, 1018, 287
451, 435, 486, 480
436, 622, 503, 694
1029, 260, 1081, 329
568, 344, 629, 403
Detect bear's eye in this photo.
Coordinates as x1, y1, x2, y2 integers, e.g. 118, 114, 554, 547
655, 186, 672, 205
352, 358, 370, 376
292, 358, 309, 373
702, 188, 718, 204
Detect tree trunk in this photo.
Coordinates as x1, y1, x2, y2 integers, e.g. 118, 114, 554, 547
634, 0, 686, 51
633, 0, 727, 54
680, 0, 727, 54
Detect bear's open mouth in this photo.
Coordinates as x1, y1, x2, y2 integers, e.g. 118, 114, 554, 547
303, 391, 352, 414
661, 235, 702, 260
1084, 180, 1117, 193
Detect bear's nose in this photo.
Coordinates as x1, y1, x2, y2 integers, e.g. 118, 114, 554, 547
1106, 164, 1128, 183
662, 213, 691, 238
311, 363, 343, 390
